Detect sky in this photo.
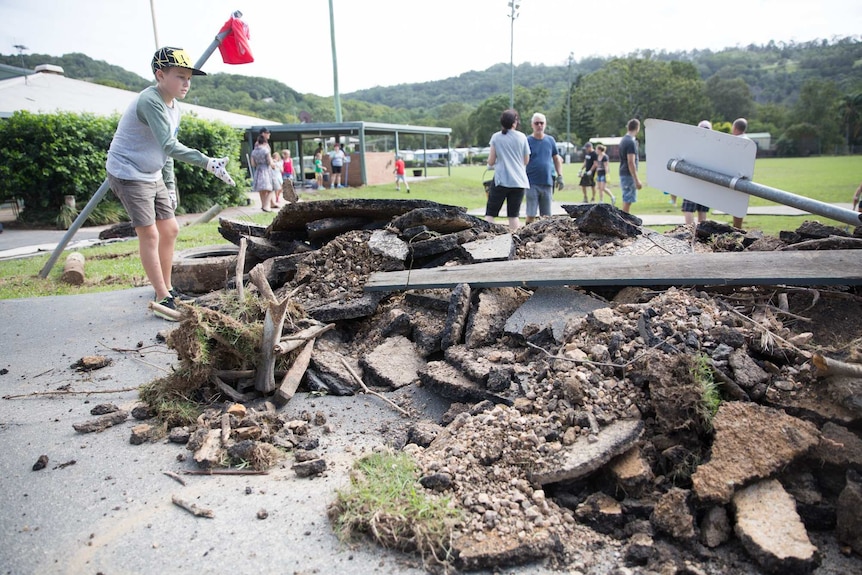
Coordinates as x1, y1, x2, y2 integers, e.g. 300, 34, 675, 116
2, 0, 861, 97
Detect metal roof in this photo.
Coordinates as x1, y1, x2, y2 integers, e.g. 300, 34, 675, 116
251, 121, 451, 141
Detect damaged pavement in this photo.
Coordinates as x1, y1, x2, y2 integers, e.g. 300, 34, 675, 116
2, 198, 862, 574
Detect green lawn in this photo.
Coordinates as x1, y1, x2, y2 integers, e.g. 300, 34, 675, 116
1, 156, 859, 300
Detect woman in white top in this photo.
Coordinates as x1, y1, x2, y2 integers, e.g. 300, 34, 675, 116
485, 109, 530, 231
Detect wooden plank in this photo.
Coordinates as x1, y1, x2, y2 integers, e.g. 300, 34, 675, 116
364, 250, 862, 291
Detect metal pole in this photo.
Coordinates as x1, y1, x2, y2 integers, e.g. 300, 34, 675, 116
39, 25, 231, 279
566, 52, 573, 159
509, 4, 515, 109
150, 0, 160, 49
667, 159, 862, 228
328, 0, 342, 123
39, 180, 110, 278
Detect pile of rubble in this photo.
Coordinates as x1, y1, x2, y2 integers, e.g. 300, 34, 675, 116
143, 199, 861, 574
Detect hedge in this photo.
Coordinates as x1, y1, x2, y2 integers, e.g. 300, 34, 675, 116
0, 110, 248, 227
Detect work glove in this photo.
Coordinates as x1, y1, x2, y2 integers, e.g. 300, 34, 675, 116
578, 168, 584, 178
167, 188, 178, 210
554, 175, 565, 191
206, 157, 236, 186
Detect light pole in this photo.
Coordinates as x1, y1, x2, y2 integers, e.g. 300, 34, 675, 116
13, 44, 28, 84
566, 51, 573, 160
328, 0, 343, 123
508, 1, 520, 110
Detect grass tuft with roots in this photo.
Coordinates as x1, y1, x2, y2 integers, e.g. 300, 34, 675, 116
328, 450, 462, 571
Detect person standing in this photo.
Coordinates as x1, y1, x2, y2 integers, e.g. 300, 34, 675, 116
330, 142, 346, 188
619, 119, 643, 214
681, 120, 714, 225
731, 117, 749, 229
105, 47, 235, 321
280, 149, 294, 182
579, 142, 598, 202
853, 181, 862, 213
313, 149, 326, 189
525, 112, 563, 224
594, 144, 615, 206
270, 151, 284, 208
394, 155, 410, 192
250, 134, 274, 211
485, 109, 530, 232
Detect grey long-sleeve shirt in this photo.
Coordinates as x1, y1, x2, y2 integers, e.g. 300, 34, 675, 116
106, 86, 208, 189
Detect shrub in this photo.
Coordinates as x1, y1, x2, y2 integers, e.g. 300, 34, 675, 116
0, 110, 248, 224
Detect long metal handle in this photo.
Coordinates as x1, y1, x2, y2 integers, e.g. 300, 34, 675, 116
667, 159, 862, 227
38, 22, 235, 279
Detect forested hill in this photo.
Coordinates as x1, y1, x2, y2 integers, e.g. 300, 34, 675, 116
3, 37, 861, 153
345, 38, 862, 110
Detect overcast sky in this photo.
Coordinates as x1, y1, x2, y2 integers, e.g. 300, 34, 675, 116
2, 0, 860, 97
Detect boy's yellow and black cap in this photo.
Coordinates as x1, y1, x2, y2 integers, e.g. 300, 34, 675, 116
151, 47, 206, 76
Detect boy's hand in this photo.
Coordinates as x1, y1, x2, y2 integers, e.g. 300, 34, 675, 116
206, 157, 236, 186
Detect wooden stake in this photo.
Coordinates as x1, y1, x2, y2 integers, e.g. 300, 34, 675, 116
254, 298, 290, 393
812, 353, 862, 378
236, 237, 247, 301
147, 300, 182, 321
272, 338, 316, 407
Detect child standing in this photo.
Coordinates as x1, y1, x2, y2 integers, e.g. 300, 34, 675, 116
106, 47, 235, 321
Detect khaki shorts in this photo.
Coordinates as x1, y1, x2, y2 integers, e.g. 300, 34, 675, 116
107, 174, 174, 228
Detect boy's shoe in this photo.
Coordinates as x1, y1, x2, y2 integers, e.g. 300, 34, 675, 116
152, 296, 179, 322
169, 287, 195, 302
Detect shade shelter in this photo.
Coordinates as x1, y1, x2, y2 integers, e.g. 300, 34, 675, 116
247, 122, 453, 187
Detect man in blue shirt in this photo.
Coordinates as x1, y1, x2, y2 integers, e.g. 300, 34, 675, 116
525, 113, 564, 224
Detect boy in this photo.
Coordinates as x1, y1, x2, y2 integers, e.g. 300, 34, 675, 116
394, 155, 410, 192
106, 47, 235, 321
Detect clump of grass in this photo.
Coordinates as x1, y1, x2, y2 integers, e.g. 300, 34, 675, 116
56, 204, 79, 230
691, 353, 721, 430
328, 450, 461, 570
138, 379, 203, 428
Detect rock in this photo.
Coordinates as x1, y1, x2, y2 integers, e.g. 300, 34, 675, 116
168, 427, 191, 444
505, 287, 606, 344
310, 348, 362, 393
523, 234, 567, 259
419, 361, 487, 403
575, 492, 625, 534
836, 469, 862, 554
529, 418, 644, 485
732, 479, 820, 574
609, 447, 655, 497
699, 506, 731, 548
129, 423, 155, 445
691, 402, 820, 505
728, 349, 770, 389
465, 287, 531, 348
461, 233, 516, 262
624, 532, 655, 566
130, 405, 154, 420
360, 336, 426, 389
419, 472, 453, 491
292, 458, 326, 478
89, 403, 119, 416
72, 410, 129, 433
32, 455, 49, 471
305, 291, 388, 322
441, 283, 472, 350
563, 203, 643, 238
407, 420, 443, 447
368, 229, 409, 261
650, 488, 696, 541
453, 530, 557, 572
811, 421, 862, 469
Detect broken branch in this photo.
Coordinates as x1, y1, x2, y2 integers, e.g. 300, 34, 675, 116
163, 471, 187, 486
274, 323, 335, 355
237, 237, 247, 301
339, 356, 410, 417
147, 300, 182, 321
171, 495, 214, 518
3, 387, 136, 400
811, 353, 862, 378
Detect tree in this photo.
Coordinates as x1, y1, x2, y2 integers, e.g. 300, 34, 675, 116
570, 58, 711, 137
794, 79, 842, 153
705, 76, 755, 122
839, 92, 862, 152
